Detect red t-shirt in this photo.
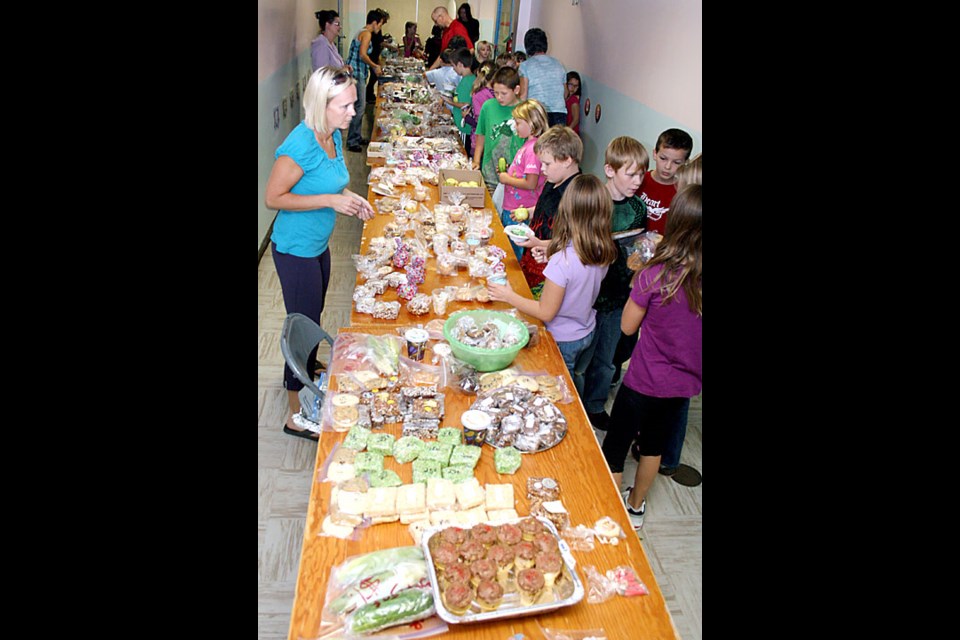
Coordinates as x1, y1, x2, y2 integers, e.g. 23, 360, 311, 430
441, 20, 474, 51
639, 172, 678, 235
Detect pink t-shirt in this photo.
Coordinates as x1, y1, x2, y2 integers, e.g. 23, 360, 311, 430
623, 264, 702, 398
542, 243, 609, 342
503, 137, 545, 211
470, 87, 494, 150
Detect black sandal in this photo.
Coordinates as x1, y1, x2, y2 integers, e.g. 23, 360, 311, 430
283, 425, 320, 441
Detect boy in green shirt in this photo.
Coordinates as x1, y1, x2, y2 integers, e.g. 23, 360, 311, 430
472, 67, 524, 192
440, 48, 478, 156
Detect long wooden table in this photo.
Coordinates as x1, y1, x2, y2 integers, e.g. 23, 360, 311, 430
286, 325, 680, 639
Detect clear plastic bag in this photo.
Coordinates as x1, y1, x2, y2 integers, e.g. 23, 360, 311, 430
625, 231, 663, 271
538, 624, 608, 640
582, 565, 617, 604
606, 565, 649, 597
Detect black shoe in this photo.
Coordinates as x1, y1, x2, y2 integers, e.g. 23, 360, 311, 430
658, 465, 678, 477
588, 411, 609, 431
359, 138, 370, 146
347, 145, 363, 153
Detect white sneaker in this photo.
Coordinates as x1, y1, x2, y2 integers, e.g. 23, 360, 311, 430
621, 487, 646, 530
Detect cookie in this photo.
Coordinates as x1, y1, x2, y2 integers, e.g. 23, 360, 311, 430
515, 375, 540, 392
535, 375, 558, 387
541, 387, 563, 402
332, 393, 360, 408
479, 372, 502, 392
333, 405, 360, 428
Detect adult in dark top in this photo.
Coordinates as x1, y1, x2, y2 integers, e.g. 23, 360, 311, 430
425, 25, 444, 68
366, 9, 389, 102
458, 3, 481, 45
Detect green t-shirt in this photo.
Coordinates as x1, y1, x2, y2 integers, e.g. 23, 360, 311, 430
453, 74, 475, 135
594, 195, 648, 312
476, 99, 524, 189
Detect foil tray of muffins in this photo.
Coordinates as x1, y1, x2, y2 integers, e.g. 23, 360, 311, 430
421, 516, 584, 624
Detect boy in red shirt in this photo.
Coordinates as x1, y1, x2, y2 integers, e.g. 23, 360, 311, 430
639, 129, 693, 235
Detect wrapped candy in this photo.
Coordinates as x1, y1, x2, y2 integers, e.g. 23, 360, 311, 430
406, 293, 431, 315
372, 301, 401, 320
436, 254, 458, 277
397, 282, 419, 300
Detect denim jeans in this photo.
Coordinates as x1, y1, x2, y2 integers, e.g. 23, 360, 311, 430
581, 308, 625, 414
556, 330, 596, 398
501, 209, 524, 262
346, 79, 367, 147
659, 399, 690, 470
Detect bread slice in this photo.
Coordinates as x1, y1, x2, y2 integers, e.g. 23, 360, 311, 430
456, 505, 488, 526
426, 477, 457, 511
484, 483, 515, 511
486, 508, 520, 523
399, 509, 429, 524
429, 509, 457, 526
364, 486, 399, 519
396, 483, 427, 514
455, 477, 485, 510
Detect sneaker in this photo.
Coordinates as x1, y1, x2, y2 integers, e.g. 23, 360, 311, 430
588, 411, 609, 431
621, 487, 646, 529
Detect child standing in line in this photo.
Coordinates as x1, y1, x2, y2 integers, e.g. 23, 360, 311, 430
464, 61, 496, 153
487, 175, 617, 392
440, 48, 478, 156
639, 128, 693, 235
514, 126, 582, 299
581, 137, 649, 430
600, 184, 702, 530
610, 128, 694, 383
473, 66, 524, 192
498, 99, 548, 261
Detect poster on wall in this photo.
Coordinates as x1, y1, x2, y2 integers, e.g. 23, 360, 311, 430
274, 107, 280, 130
584, 98, 591, 116
595, 104, 602, 123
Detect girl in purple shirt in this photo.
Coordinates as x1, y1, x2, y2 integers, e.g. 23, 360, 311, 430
600, 184, 702, 530
487, 175, 617, 393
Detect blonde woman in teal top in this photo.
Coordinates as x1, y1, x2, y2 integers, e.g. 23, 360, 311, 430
265, 66, 374, 440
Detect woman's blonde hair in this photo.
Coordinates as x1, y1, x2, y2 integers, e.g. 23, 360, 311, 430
548, 175, 618, 267
303, 66, 355, 135
512, 99, 548, 137
640, 184, 702, 315
675, 153, 702, 191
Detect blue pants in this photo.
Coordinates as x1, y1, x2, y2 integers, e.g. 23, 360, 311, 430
272, 244, 331, 392
346, 78, 367, 147
660, 400, 690, 470
581, 308, 624, 414
556, 330, 596, 398
501, 209, 524, 262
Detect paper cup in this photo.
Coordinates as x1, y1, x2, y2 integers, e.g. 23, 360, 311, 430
461, 409, 492, 446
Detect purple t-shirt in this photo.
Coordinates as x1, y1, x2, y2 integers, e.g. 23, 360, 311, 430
623, 264, 702, 398
504, 137, 545, 211
542, 243, 609, 342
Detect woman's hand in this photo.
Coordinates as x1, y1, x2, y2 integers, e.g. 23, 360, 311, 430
332, 191, 374, 220
486, 280, 515, 303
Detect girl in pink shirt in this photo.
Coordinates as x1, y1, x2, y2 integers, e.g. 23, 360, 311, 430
498, 99, 548, 260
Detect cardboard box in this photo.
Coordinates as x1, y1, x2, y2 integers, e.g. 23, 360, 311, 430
438, 168, 486, 208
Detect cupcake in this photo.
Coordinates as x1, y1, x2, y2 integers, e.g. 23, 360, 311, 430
442, 582, 474, 616
475, 578, 504, 611
519, 516, 544, 541
459, 540, 486, 564
485, 543, 515, 587
512, 541, 536, 570
470, 523, 498, 546
432, 541, 459, 574
442, 562, 471, 589
497, 522, 522, 546
532, 531, 560, 555
535, 550, 563, 589
440, 526, 467, 547
516, 568, 545, 606
469, 558, 497, 588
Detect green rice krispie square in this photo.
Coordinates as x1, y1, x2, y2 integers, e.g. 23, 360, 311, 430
411, 458, 442, 484
393, 436, 425, 464
354, 451, 385, 475
449, 444, 482, 469
441, 465, 475, 483
420, 441, 454, 467
494, 446, 522, 474
342, 425, 372, 451
367, 432, 396, 457
437, 427, 462, 446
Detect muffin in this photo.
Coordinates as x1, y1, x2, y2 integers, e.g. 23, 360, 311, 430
475, 578, 504, 611
497, 522, 522, 546
485, 543, 515, 586
518, 516, 544, 541
513, 541, 536, 571
532, 531, 560, 555
516, 568, 545, 606
432, 541, 459, 574
470, 523, 498, 546
459, 540, 486, 564
442, 562, 471, 589
535, 550, 563, 589
440, 526, 467, 547
469, 558, 497, 588
442, 582, 474, 616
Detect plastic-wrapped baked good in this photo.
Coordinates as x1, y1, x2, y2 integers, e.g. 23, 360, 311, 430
493, 446, 522, 474
406, 293, 431, 315
527, 477, 561, 502
372, 301, 401, 320
393, 435, 425, 464
355, 296, 376, 315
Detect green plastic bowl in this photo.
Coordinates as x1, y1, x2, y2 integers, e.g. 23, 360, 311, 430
443, 310, 530, 372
